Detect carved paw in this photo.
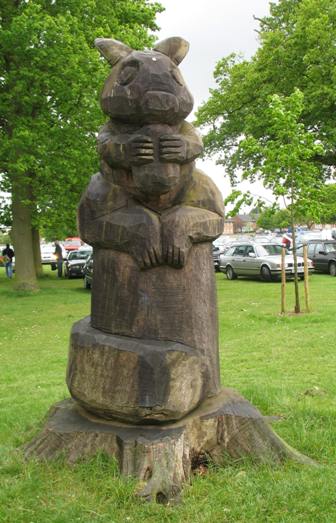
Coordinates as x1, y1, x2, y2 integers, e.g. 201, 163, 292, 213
135, 245, 163, 270
161, 207, 194, 268
162, 242, 189, 268
127, 208, 162, 270
159, 134, 187, 163
128, 135, 154, 165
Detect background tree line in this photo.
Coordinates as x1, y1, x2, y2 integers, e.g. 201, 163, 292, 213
256, 184, 336, 231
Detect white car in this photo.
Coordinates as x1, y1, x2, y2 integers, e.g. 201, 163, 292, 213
40, 243, 67, 266
40, 243, 57, 265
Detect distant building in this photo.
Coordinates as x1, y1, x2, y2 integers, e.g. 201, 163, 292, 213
231, 214, 258, 233
223, 219, 234, 234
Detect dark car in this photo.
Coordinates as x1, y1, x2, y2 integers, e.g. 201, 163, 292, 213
83, 253, 93, 289
296, 240, 336, 276
64, 249, 92, 278
212, 245, 221, 272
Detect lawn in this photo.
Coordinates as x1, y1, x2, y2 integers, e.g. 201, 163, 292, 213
1, 268, 335, 522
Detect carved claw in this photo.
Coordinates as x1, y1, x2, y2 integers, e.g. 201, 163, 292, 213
129, 135, 154, 165
148, 247, 163, 267
159, 134, 187, 163
138, 247, 163, 270
163, 244, 186, 268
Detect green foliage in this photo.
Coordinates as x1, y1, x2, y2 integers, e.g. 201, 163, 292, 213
0, 0, 163, 235
196, 0, 336, 177
223, 189, 254, 218
0, 197, 11, 228
319, 184, 336, 224
257, 207, 291, 230
257, 184, 336, 230
235, 89, 325, 216
0, 231, 11, 244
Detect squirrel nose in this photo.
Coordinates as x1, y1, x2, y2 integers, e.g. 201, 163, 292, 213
143, 91, 178, 113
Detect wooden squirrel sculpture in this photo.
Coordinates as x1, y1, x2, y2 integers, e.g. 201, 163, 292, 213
72, 37, 225, 422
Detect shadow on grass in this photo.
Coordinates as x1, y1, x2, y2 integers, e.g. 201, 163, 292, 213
69, 286, 90, 294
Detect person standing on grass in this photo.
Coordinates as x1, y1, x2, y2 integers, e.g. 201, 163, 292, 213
54, 241, 64, 278
2, 243, 15, 279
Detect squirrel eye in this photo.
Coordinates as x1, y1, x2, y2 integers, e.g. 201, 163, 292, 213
118, 64, 138, 86
171, 68, 184, 86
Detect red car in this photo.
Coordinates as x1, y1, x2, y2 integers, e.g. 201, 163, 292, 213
63, 237, 82, 252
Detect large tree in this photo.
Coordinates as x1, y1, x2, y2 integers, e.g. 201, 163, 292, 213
196, 0, 336, 178
0, 0, 162, 290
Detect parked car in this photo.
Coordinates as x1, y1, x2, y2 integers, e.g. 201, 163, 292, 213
212, 236, 240, 263
296, 240, 336, 276
40, 243, 67, 267
40, 243, 54, 264
83, 253, 93, 289
212, 245, 221, 272
64, 248, 92, 278
63, 237, 82, 252
296, 229, 335, 244
219, 242, 313, 281
213, 235, 233, 250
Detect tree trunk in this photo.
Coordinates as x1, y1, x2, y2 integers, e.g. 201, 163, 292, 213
303, 244, 311, 312
32, 227, 43, 277
289, 185, 300, 313
290, 212, 300, 313
25, 393, 316, 503
11, 179, 39, 291
281, 246, 286, 314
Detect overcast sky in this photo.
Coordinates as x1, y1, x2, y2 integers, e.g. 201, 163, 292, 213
155, 0, 273, 206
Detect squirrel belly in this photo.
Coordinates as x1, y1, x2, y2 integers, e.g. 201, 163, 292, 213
78, 166, 224, 270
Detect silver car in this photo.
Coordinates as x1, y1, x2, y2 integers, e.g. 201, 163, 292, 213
219, 242, 313, 281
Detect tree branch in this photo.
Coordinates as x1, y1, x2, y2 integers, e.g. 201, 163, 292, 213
314, 153, 336, 166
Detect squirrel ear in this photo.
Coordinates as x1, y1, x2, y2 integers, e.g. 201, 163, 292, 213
153, 37, 189, 65
95, 38, 132, 66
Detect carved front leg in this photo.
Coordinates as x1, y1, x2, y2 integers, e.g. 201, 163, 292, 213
162, 206, 224, 268
159, 134, 188, 164
159, 121, 203, 165
98, 134, 155, 170
89, 206, 162, 270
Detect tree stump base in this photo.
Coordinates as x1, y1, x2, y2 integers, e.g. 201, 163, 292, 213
25, 388, 314, 503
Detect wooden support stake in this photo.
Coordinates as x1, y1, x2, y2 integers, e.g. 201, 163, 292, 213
281, 246, 286, 314
303, 244, 311, 312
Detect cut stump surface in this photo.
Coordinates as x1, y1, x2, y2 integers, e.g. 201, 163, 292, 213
25, 388, 315, 503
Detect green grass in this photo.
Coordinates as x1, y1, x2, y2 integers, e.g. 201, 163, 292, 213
1, 267, 336, 522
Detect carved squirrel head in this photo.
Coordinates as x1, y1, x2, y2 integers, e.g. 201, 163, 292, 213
95, 37, 194, 125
